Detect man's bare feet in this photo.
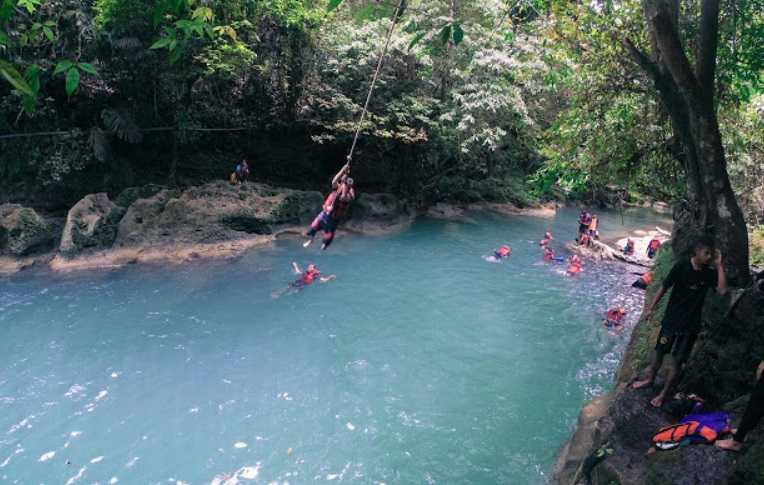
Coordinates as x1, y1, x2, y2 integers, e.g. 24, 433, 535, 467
715, 439, 743, 451
632, 378, 653, 390
650, 394, 665, 408
303, 239, 313, 248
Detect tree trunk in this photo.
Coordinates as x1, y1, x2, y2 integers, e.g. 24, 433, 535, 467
624, 0, 749, 284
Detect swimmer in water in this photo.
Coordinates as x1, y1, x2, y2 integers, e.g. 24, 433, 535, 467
567, 255, 583, 275
539, 231, 553, 246
543, 246, 555, 262
486, 245, 511, 263
272, 262, 335, 298
604, 307, 626, 331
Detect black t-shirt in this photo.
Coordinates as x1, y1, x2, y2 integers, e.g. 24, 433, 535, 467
661, 260, 718, 335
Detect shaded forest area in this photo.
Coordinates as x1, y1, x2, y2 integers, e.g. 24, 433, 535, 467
1, 1, 762, 236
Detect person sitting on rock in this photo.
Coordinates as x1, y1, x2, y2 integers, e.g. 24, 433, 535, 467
716, 360, 764, 452
631, 236, 728, 408
304, 163, 355, 250
579, 232, 591, 247
623, 239, 635, 256
647, 237, 662, 259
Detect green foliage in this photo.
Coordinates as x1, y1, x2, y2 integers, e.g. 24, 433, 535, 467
751, 226, 764, 267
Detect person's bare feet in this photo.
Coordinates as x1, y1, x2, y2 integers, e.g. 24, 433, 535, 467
632, 378, 653, 390
716, 439, 743, 451
650, 394, 665, 408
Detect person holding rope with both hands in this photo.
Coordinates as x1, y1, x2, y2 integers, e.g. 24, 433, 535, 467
303, 162, 356, 250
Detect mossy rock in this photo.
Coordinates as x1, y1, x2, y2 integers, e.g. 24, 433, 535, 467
0, 204, 54, 256
270, 191, 322, 224
114, 184, 166, 209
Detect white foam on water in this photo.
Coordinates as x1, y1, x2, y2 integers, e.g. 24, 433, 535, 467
125, 456, 139, 468
70, 431, 82, 437
346, 422, 355, 431
188, 407, 199, 414
95, 390, 108, 401
110, 372, 120, 379
0, 446, 21, 468
109, 477, 118, 484
7, 417, 30, 434
222, 379, 232, 384
239, 464, 261, 479
90, 456, 104, 463
38, 451, 55, 462
65, 385, 86, 398
234, 442, 247, 449
65, 466, 86, 485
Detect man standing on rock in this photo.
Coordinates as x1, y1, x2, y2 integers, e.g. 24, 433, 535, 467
632, 236, 728, 407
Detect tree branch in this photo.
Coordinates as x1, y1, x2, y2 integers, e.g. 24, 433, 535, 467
648, 0, 702, 101
696, 0, 720, 103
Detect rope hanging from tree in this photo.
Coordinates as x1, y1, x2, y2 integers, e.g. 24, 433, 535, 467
345, 0, 406, 167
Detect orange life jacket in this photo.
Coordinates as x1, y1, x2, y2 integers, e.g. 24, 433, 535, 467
642, 271, 653, 285
652, 421, 718, 447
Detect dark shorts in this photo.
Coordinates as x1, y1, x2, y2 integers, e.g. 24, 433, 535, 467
655, 328, 698, 364
578, 223, 589, 234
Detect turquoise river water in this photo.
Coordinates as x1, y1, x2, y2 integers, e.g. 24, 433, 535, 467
0, 208, 670, 484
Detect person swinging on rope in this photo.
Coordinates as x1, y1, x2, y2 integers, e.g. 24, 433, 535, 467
304, 163, 356, 250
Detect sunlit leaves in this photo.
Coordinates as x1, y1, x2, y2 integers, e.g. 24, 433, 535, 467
0, 59, 34, 97
327, 0, 342, 12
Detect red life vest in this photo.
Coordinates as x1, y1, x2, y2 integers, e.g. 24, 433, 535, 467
302, 268, 320, 285
648, 239, 661, 250
322, 191, 338, 213
332, 187, 355, 220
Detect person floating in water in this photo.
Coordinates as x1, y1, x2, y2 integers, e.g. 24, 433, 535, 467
539, 231, 553, 246
543, 246, 555, 262
647, 237, 662, 259
631, 236, 728, 408
273, 262, 335, 298
604, 307, 626, 331
567, 255, 583, 275
623, 238, 635, 256
486, 245, 511, 263
304, 163, 356, 250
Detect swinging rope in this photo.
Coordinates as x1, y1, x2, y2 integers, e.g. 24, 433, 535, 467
345, 0, 406, 166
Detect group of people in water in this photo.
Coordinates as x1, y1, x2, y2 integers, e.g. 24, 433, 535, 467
264, 163, 764, 453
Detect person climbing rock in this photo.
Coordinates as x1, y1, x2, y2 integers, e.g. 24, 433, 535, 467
304, 163, 355, 250
716, 360, 764, 452
632, 271, 654, 290
631, 236, 728, 408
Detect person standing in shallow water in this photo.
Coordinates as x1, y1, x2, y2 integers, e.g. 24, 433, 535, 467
716, 360, 764, 451
632, 236, 728, 407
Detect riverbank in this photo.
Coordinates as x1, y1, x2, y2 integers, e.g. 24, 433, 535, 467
553, 247, 764, 484
0, 182, 554, 276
